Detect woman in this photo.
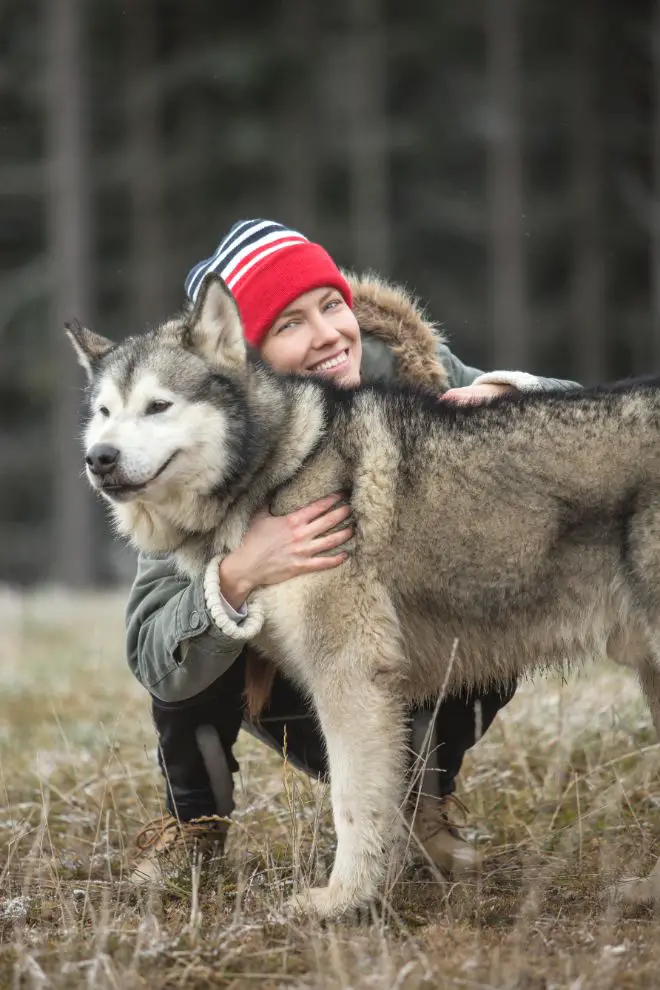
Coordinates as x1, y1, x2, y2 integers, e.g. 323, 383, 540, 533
127, 219, 579, 883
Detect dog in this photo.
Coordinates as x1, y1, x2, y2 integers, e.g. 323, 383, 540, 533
66, 273, 660, 918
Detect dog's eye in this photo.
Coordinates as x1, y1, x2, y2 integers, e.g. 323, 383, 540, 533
146, 399, 172, 416
99, 406, 110, 418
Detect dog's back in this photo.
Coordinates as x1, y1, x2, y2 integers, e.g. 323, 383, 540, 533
259, 380, 660, 703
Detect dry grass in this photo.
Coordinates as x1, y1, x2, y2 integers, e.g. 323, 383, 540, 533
1, 587, 660, 989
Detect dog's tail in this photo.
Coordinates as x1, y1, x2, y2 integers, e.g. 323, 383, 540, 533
244, 650, 278, 720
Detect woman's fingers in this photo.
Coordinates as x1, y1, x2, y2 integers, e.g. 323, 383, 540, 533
308, 525, 353, 554
304, 502, 352, 540
303, 550, 349, 572
289, 493, 346, 528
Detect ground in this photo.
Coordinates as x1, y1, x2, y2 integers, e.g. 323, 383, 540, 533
1, 589, 660, 989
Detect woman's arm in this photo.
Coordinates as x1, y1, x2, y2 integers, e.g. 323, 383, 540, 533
436, 339, 581, 393
125, 496, 353, 702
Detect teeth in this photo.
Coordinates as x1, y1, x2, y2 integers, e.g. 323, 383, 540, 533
312, 352, 347, 373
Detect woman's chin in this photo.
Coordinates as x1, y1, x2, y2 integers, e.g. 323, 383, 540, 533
304, 356, 361, 388
329, 363, 361, 388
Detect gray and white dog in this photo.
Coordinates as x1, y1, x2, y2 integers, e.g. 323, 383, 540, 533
67, 274, 660, 918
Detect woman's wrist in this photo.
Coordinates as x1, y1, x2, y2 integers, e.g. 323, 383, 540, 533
218, 552, 254, 611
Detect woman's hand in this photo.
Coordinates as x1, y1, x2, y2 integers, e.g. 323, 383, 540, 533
441, 383, 514, 405
219, 493, 352, 609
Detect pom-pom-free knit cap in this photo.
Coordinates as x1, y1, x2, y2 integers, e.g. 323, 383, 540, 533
184, 219, 353, 348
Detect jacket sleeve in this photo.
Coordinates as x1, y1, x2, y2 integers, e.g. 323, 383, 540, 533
125, 553, 249, 703
435, 339, 581, 392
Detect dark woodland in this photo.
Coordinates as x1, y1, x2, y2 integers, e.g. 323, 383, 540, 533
2, 0, 658, 585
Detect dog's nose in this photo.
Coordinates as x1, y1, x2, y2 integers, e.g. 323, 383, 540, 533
86, 443, 120, 476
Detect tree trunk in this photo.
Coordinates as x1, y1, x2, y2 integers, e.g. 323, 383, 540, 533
345, 0, 391, 273
125, 0, 167, 327
652, 0, 660, 369
570, 0, 605, 385
46, 0, 95, 586
276, 0, 318, 233
486, 0, 528, 369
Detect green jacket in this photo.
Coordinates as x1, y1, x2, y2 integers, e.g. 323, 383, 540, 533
125, 275, 580, 702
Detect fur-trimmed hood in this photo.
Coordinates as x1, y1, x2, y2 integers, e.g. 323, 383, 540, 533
346, 272, 448, 391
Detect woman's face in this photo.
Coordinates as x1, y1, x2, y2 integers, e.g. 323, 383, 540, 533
260, 286, 362, 387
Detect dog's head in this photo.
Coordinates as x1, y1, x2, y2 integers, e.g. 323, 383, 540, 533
66, 275, 251, 507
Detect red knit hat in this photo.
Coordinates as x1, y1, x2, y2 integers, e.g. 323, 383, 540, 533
184, 220, 353, 348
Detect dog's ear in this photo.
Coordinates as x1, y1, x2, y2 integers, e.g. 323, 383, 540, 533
186, 274, 247, 371
65, 321, 115, 382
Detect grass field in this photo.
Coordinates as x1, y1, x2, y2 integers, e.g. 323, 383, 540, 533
1, 588, 660, 989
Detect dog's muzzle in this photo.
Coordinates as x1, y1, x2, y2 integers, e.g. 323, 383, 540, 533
86, 442, 120, 478
85, 444, 180, 500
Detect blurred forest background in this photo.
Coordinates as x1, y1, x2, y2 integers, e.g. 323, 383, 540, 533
1, 0, 659, 587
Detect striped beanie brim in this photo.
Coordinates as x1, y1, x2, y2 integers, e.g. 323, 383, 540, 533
184, 219, 353, 348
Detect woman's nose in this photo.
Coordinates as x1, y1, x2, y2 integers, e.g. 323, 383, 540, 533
310, 313, 341, 344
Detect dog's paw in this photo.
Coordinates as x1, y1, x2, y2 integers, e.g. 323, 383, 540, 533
286, 885, 365, 921
603, 874, 660, 907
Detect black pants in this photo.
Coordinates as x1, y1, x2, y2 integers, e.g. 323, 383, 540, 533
152, 654, 517, 821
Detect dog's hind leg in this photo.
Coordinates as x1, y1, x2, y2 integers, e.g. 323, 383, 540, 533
606, 623, 660, 736
612, 654, 660, 904
638, 654, 660, 739
605, 626, 660, 905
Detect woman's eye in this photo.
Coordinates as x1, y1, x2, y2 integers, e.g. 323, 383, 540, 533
146, 399, 172, 416
276, 321, 296, 334
324, 298, 341, 312
99, 406, 110, 418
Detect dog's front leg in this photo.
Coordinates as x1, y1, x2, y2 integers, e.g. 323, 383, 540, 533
289, 676, 407, 920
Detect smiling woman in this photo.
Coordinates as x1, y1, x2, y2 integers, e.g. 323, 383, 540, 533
261, 286, 362, 385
